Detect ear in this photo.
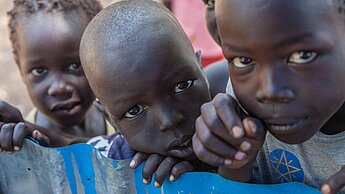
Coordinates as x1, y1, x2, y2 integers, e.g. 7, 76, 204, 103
195, 50, 202, 68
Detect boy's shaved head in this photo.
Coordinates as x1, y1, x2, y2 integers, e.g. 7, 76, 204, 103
80, 0, 210, 157
80, 0, 195, 101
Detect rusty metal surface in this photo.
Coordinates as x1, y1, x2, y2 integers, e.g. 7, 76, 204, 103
0, 139, 320, 194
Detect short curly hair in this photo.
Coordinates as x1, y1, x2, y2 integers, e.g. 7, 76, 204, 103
7, 0, 102, 66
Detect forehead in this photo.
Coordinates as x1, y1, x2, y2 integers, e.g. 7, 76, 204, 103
216, 0, 339, 50
92, 37, 200, 109
16, 10, 89, 57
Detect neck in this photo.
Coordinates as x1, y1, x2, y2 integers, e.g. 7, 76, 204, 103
320, 103, 345, 135
37, 112, 85, 136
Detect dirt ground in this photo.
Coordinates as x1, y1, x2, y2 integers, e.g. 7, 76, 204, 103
0, 0, 119, 116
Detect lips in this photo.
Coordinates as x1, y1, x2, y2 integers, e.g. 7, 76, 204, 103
51, 100, 82, 115
264, 116, 308, 134
167, 136, 194, 159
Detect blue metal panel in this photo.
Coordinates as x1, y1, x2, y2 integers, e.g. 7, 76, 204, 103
0, 139, 320, 194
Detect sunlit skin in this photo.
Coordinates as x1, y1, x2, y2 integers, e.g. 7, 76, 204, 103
16, 10, 104, 137
83, 36, 210, 159
217, 0, 345, 144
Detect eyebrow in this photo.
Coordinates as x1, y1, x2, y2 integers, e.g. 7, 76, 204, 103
272, 32, 315, 50
223, 44, 251, 53
223, 32, 316, 54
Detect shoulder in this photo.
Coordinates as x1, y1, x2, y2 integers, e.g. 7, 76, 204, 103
25, 108, 38, 123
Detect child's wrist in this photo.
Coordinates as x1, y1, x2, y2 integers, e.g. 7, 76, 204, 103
217, 161, 254, 182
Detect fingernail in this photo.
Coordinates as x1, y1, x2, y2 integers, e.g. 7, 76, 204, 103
224, 159, 232, 166
240, 141, 251, 151
143, 178, 149, 184
14, 146, 20, 151
321, 184, 331, 194
248, 120, 257, 134
154, 181, 160, 188
232, 126, 244, 138
169, 175, 175, 182
129, 160, 135, 168
235, 152, 246, 160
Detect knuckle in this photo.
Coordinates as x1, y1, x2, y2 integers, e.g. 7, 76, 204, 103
198, 131, 213, 148
164, 156, 178, 165
2, 123, 15, 131
214, 93, 230, 105
207, 115, 222, 131
200, 102, 211, 112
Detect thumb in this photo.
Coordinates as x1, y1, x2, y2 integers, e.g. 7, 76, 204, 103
32, 130, 50, 147
242, 117, 266, 148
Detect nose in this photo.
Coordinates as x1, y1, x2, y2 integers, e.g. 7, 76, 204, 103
47, 76, 74, 97
154, 104, 185, 131
256, 65, 295, 104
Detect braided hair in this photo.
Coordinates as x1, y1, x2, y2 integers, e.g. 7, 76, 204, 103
8, 0, 102, 66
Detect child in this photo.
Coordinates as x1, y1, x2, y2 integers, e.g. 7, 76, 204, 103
193, 0, 345, 193
79, 0, 214, 187
202, 0, 228, 98
2, 0, 114, 149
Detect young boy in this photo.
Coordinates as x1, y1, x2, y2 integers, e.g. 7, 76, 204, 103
79, 0, 213, 187
193, 0, 345, 193
202, 0, 229, 98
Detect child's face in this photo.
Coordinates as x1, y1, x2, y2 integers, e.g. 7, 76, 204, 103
216, 0, 345, 144
16, 10, 95, 127
203, 0, 220, 45
95, 39, 210, 159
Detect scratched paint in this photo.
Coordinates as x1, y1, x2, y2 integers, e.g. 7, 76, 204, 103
0, 139, 320, 194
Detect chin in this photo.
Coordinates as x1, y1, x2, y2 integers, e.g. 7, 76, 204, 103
270, 130, 315, 145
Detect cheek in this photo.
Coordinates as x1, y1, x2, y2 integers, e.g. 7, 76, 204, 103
24, 80, 47, 105
77, 77, 94, 96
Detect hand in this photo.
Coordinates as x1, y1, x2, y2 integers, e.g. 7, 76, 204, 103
130, 152, 194, 188
0, 101, 24, 123
193, 93, 266, 182
0, 122, 49, 152
321, 165, 345, 194
0, 122, 28, 152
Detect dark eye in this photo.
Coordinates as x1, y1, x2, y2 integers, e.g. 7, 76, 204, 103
288, 51, 317, 64
31, 67, 47, 76
125, 104, 146, 118
174, 80, 194, 93
67, 63, 81, 72
231, 56, 256, 68
203, 0, 215, 6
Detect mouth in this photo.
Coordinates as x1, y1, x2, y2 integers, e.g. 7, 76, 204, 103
264, 116, 308, 134
167, 136, 194, 159
51, 100, 82, 115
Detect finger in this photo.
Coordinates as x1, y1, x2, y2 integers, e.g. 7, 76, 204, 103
200, 102, 244, 146
142, 154, 164, 185
195, 117, 247, 161
130, 152, 150, 169
32, 130, 50, 147
193, 134, 231, 167
154, 157, 180, 187
170, 160, 194, 182
213, 94, 244, 138
242, 118, 266, 149
0, 101, 24, 122
0, 123, 16, 152
321, 166, 345, 194
12, 122, 28, 151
